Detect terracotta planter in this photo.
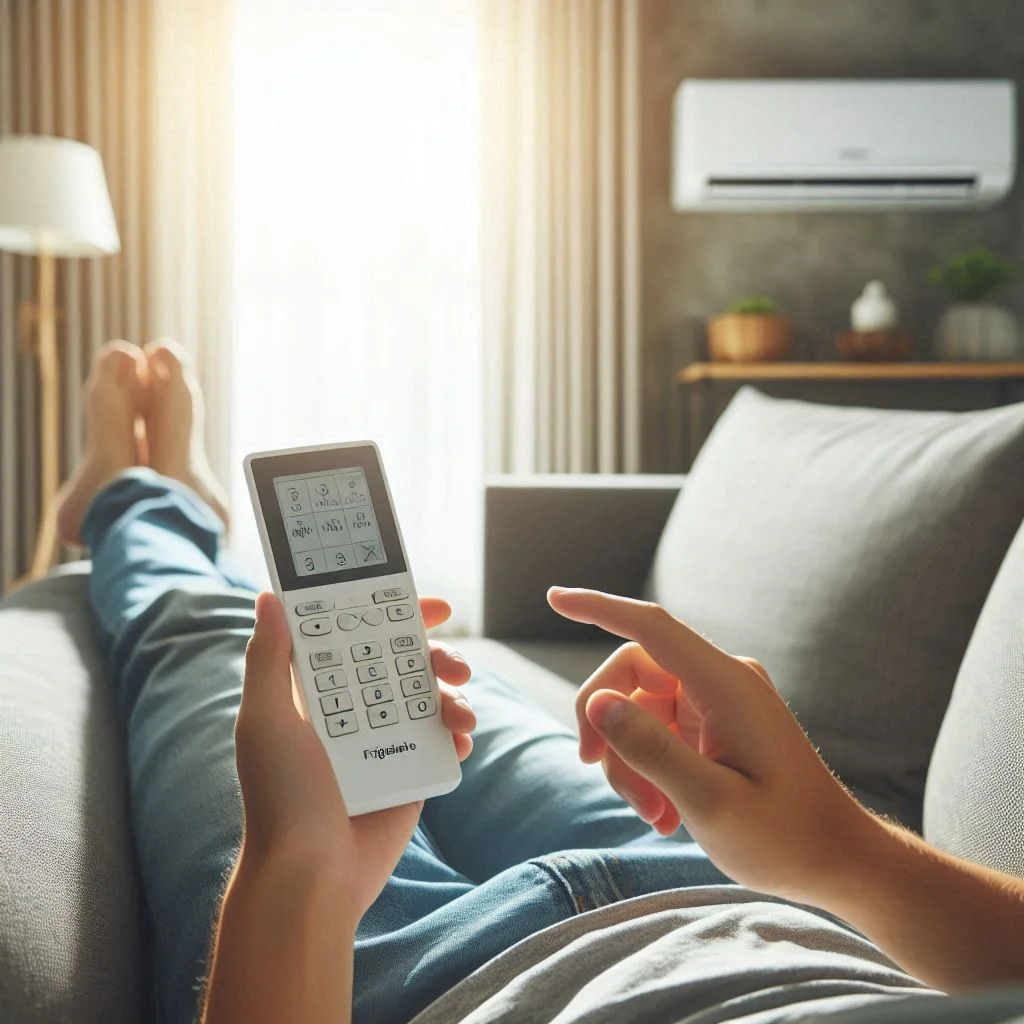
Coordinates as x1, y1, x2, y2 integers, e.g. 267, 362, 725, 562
934, 303, 1021, 361
708, 313, 791, 363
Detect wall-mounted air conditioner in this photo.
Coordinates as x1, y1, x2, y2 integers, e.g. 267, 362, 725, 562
672, 79, 1017, 212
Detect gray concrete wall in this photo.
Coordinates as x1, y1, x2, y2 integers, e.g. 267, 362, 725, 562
641, 0, 1024, 469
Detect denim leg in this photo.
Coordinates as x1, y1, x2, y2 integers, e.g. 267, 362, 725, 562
85, 471, 486, 1024
422, 672, 718, 880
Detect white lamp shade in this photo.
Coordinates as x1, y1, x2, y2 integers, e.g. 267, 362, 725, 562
0, 135, 120, 257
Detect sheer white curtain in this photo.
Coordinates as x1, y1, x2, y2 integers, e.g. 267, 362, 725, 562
229, 0, 483, 632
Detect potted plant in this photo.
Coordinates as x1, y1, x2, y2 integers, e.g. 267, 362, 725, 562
707, 296, 791, 363
931, 247, 1020, 360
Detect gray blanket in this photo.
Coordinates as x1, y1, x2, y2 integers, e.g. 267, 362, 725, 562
410, 886, 1024, 1024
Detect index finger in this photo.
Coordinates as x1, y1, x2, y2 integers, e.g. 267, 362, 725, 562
547, 587, 737, 713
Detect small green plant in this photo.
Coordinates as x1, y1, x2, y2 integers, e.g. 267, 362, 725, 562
727, 296, 778, 316
929, 247, 1016, 303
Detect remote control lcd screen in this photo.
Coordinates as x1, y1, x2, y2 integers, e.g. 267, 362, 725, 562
274, 468, 388, 577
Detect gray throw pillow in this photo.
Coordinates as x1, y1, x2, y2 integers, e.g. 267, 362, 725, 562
923, 515, 1024, 877
0, 566, 150, 1024
647, 389, 1024, 831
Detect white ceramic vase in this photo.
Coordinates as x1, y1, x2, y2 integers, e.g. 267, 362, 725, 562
934, 303, 1021, 361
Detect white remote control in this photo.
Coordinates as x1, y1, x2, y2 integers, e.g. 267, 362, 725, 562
244, 441, 462, 816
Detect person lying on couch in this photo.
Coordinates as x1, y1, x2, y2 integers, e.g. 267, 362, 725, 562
56, 341, 1024, 1024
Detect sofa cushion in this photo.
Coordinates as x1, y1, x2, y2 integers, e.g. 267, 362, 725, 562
647, 389, 1024, 831
0, 567, 150, 1024
923, 515, 1024, 876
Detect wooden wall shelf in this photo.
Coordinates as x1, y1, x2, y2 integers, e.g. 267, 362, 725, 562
678, 361, 1024, 384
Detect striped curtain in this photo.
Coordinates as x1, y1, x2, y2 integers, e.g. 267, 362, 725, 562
0, 0, 233, 591
480, 0, 642, 475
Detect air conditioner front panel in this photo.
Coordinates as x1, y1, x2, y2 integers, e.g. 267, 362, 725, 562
673, 80, 1017, 212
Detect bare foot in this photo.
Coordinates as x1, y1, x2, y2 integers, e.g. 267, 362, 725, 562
56, 341, 146, 546
144, 339, 230, 529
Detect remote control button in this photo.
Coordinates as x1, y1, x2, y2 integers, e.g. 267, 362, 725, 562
320, 691, 354, 715
357, 662, 388, 684
373, 587, 408, 604
310, 649, 343, 669
407, 696, 437, 720
351, 641, 382, 662
387, 603, 415, 622
325, 712, 359, 737
369, 704, 400, 729
299, 616, 333, 637
396, 653, 426, 675
296, 599, 334, 616
337, 612, 361, 631
391, 634, 421, 653
362, 683, 394, 707
315, 670, 347, 692
400, 674, 429, 698
362, 608, 385, 627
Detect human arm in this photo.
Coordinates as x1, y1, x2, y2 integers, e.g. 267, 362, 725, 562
547, 586, 1024, 993
201, 592, 476, 1024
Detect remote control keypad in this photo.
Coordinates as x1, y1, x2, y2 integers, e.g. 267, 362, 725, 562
304, 595, 438, 737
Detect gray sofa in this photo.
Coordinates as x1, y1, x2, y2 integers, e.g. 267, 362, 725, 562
2, 391, 1023, 1023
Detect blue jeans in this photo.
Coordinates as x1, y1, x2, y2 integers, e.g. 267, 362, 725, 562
84, 471, 729, 1024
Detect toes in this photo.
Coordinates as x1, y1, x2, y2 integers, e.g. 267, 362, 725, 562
94, 340, 144, 383
144, 338, 190, 383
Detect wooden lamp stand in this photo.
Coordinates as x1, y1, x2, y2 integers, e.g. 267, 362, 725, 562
20, 251, 62, 580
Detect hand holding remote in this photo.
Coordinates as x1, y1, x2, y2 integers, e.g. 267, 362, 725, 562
235, 591, 475, 920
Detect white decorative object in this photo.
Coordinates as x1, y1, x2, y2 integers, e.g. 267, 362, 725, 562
935, 303, 1021, 361
852, 281, 897, 332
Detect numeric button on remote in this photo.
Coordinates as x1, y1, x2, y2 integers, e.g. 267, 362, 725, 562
300, 616, 332, 637
351, 642, 382, 662
325, 712, 359, 737
296, 600, 334, 616
387, 603, 415, 622
391, 635, 420, 653
310, 649, 343, 670
373, 588, 408, 604
337, 612, 361, 631
400, 674, 428, 698
362, 683, 394, 706
315, 670, 347, 692
396, 653, 425, 675
369, 704, 400, 729
320, 691, 354, 715
362, 608, 384, 627
357, 662, 388, 684
407, 696, 437, 720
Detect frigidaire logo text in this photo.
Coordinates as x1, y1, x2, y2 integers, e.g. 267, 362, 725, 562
364, 742, 417, 761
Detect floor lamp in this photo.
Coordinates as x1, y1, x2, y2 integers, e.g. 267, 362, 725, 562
0, 136, 120, 583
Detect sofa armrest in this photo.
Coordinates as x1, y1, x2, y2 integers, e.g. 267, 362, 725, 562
483, 474, 685, 640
